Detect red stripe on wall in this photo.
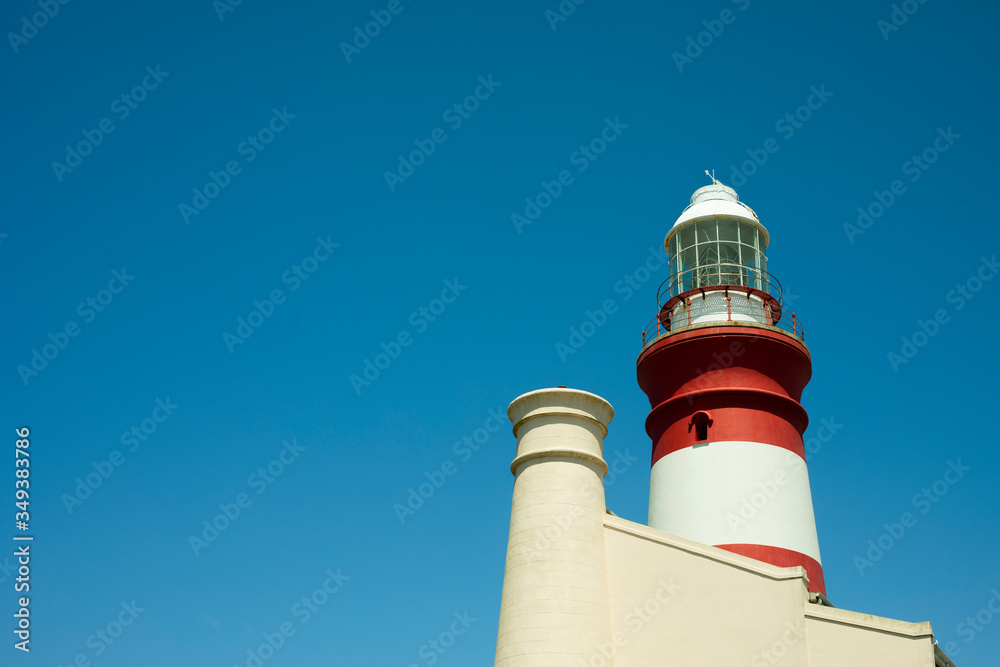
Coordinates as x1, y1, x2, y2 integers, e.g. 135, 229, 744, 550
649, 398, 806, 465
637, 325, 812, 466
715, 543, 825, 596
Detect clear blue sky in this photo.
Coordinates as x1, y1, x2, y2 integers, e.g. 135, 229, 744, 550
3, 0, 1000, 664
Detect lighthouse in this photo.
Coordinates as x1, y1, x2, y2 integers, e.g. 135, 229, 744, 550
636, 179, 825, 595
491, 177, 958, 666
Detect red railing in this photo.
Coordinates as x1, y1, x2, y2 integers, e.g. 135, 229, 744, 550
641, 288, 804, 348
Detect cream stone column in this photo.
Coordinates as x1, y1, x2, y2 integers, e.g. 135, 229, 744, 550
495, 387, 615, 667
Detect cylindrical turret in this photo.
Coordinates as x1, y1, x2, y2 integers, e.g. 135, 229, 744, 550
495, 388, 615, 667
637, 182, 825, 595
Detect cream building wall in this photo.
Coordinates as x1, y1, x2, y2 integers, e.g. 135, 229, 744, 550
494, 387, 957, 667
603, 514, 941, 667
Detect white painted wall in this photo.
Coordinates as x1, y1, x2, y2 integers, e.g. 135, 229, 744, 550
649, 440, 822, 565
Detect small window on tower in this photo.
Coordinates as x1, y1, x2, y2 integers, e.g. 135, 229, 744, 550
690, 411, 713, 442
695, 421, 708, 441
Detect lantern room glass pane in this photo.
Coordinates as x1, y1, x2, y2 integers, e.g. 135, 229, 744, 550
719, 242, 741, 283
697, 243, 719, 267
681, 246, 697, 292
679, 226, 694, 250
695, 261, 719, 287
668, 237, 677, 292
718, 241, 739, 265
696, 221, 717, 243
745, 227, 762, 290
757, 231, 767, 275
718, 219, 738, 242
737, 222, 753, 246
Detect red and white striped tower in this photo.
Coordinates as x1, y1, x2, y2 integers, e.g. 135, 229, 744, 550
636, 179, 825, 595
